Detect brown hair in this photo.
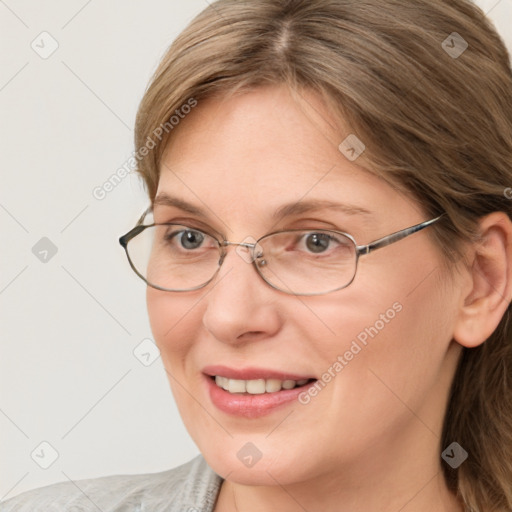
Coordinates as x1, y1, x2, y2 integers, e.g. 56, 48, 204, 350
134, 1, 512, 509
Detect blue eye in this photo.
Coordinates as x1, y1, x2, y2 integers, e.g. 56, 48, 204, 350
179, 230, 205, 250
305, 233, 332, 253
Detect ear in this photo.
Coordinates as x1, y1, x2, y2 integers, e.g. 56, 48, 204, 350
453, 212, 512, 348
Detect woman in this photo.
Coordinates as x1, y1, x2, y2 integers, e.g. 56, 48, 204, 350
2, 0, 512, 510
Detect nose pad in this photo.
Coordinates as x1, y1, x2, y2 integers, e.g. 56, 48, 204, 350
234, 237, 264, 264
256, 257, 267, 267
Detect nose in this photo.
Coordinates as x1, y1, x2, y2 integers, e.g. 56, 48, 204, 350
201, 245, 282, 345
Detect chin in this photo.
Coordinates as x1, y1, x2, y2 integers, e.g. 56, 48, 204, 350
195, 434, 319, 486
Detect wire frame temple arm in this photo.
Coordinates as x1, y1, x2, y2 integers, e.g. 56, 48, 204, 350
119, 207, 153, 248
119, 225, 148, 248
356, 214, 444, 256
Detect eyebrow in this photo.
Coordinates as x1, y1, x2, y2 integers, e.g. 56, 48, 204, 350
154, 193, 205, 216
272, 200, 374, 221
153, 193, 374, 221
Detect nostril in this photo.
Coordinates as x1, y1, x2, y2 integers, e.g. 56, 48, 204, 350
236, 331, 266, 341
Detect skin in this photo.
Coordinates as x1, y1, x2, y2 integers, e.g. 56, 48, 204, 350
146, 84, 512, 512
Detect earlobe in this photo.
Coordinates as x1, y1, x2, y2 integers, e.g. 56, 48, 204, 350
453, 212, 512, 349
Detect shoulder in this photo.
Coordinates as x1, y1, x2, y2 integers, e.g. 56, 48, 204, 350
0, 455, 222, 512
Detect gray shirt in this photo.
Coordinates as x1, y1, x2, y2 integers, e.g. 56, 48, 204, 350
0, 455, 223, 512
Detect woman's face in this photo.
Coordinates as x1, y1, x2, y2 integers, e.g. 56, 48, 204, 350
147, 85, 463, 487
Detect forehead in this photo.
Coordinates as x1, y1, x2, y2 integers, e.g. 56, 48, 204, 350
156, 85, 413, 229
161, 85, 354, 181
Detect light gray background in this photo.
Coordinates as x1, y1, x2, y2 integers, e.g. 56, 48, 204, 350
1, 0, 511, 500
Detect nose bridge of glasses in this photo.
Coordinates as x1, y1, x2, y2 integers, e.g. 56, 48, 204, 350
221, 240, 256, 249
220, 240, 264, 256
218, 239, 265, 267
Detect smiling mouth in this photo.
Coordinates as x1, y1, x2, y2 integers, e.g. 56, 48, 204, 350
211, 376, 316, 394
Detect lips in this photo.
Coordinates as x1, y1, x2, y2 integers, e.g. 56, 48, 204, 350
203, 365, 317, 418
202, 365, 315, 381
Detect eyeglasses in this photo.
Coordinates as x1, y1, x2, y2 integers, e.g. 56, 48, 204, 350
119, 209, 444, 296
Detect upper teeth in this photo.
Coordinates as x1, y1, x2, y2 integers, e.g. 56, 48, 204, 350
214, 376, 309, 394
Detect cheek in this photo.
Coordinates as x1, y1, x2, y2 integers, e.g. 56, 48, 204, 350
146, 288, 203, 366
307, 256, 458, 425
346, 242, 457, 366
146, 288, 209, 427
337, 275, 456, 423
